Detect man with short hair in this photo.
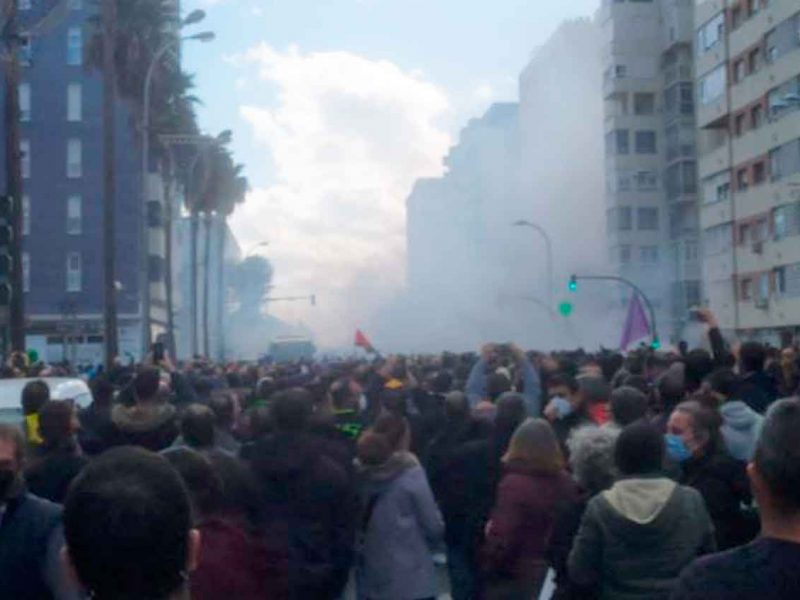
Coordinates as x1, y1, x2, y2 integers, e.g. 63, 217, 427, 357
544, 373, 593, 456
737, 341, 778, 414
62, 447, 200, 600
208, 393, 241, 455
176, 404, 217, 451
111, 368, 179, 451
672, 398, 800, 599
0, 424, 77, 599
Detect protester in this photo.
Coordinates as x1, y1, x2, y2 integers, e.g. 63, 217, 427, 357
652, 363, 687, 432
111, 368, 179, 451
672, 398, 800, 598
481, 418, 579, 599
21, 379, 49, 451
0, 424, 77, 600
466, 343, 542, 417
609, 385, 649, 429
78, 376, 120, 455
568, 422, 716, 599
208, 392, 242, 455
355, 415, 444, 600
173, 403, 217, 452
242, 388, 355, 599
737, 341, 779, 414
549, 426, 619, 600
667, 401, 757, 549
164, 448, 287, 599
705, 368, 763, 462
62, 447, 200, 600
24, 400, 88, 504
329, 375, 369, 441
545, 374, 594, 455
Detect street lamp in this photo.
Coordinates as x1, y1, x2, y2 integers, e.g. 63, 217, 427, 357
246, 241, 270, 257
513, 219, 555, 314
139, 18, 214, 357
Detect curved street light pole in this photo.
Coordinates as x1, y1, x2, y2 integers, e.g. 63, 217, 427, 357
140, 24, 214, 358
245, 241, 270, 258
513, 220, 555, 313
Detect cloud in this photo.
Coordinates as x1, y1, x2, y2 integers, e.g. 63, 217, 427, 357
228, 44, 451, 347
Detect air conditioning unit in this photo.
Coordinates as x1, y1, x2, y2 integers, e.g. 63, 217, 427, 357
752, 241, 764, 254
755, 297, 769, 310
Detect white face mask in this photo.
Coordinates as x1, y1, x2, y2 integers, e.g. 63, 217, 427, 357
551, 396, 574, 419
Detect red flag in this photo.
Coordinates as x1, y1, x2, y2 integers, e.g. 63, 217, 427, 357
354, 329, 375, 353
620, 293, 650, 350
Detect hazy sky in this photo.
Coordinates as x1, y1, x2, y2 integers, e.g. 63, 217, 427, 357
182, 0, 600, 347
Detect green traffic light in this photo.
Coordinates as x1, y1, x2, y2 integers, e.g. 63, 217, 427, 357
568, 277, 577, 292
651, 337, 661, 350
558, 301, 573, 317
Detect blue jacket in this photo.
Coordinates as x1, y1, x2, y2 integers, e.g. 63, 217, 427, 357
465, 357, 542, 416
720, 401, 764, 462
357, 452, 444, 600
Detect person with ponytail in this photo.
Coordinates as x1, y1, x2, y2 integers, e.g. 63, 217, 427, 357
355, 413, 444, 600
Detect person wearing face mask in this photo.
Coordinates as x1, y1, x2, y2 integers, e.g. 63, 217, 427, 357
666, 401, 758, 550
544, 374, 594, 458
0, 424, 79, 600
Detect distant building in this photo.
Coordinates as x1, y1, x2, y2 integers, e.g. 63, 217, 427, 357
0, 1, 179, 364
601, 0, 701, 342
695, 0, 800, 345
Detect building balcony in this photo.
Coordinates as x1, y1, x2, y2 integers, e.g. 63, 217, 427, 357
731, 48, 800, 114
700, 198, 733, 230
698, 138, 731, 177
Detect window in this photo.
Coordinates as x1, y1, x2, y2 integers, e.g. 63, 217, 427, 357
697, 13, 725, 54
685, 240, 699, 261
635, 171, 658, 190
607, 129, 630, 155
21, 195, 30, 236
773, 203, 800, 240
699, 65, 726, 105
717, 182, 730, 202
754, 161, 766, 185
617, 172, 632, 191
20, 139, 30, 179
749, 48, 761, 74
770, 139, 800, 181
759, 273, 770, 301
615, 65, 627, 78
774, 263, 800, 298
735, 59, 746, 83
732, 6, 743, 30
22, 253, 29, 293
740, 223, 751, 244
737, 168, 749, 191
703, 223, 733, 256
635, 130, 657, 154
638, 207, 659, 231
67, 195, 82, 235
768, 76, 800, 120
18, 83, 30, 122
67, 83, 82, 122
747, 0, 759, 17
67, 27, 82, 66
67, 138, 82, 178
18, 34, 32, 66
751, 104, 763, 129
66, 252, 81, 292
18, 0, 31, 10
619, 206, 633, 231
740, 278, 753, 301
633, 93, 655, 115
735, 113, 747, 136
619, 245, 631, 264
775, 267, 786, 296
641, 246, 659, 264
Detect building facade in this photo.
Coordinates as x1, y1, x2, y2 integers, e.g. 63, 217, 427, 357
696, 0, 800, 344
601, 0, 701, 343
0, 0, 178, 364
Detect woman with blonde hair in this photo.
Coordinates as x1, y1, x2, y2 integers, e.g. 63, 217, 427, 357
481, 418, 579, 599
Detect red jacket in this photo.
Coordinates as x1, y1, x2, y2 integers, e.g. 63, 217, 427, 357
191, 516, 289, 600
482, 462, 579, 579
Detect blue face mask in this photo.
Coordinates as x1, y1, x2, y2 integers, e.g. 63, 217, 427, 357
551, 396, 574, 419
665, 434, 692, 463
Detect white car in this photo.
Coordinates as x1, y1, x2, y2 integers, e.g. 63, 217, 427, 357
0, 378, 92, 425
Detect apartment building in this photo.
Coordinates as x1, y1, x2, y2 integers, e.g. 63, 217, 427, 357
696, 0, 800, 344
601, 0, 701, 343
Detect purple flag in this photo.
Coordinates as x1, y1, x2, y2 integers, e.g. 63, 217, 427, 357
620, 293, 650, 350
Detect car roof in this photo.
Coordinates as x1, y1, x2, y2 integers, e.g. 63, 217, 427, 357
0, 378, 92, 410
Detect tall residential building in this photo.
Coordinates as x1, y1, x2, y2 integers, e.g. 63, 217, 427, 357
0, 1, 175, 363
696, 0, 800, 344
601, 0, 701, 342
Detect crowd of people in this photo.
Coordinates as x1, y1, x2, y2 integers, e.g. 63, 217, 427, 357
2, 308, 800, 599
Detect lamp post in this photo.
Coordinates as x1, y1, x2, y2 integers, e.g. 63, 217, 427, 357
246, 241, 270, 258
139, 11, 214, 358
513, 220, 555, 314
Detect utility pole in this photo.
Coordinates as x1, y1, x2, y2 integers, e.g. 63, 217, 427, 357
3, 2, 25, 352
102, 0, 119, 367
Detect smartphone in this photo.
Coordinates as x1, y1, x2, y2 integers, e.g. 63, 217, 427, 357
152, 342, 165, 363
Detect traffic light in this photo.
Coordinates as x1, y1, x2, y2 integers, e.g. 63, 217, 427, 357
651, 336, 662, 350
568, 275, 577, 292
558, 301, 574, 317
0, 196, 12, 306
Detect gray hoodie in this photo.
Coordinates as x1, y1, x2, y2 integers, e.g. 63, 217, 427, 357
720, 400, 764, 462
569, 477, 716, 600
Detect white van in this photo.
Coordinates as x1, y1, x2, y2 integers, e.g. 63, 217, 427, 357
0, 378, 92, 425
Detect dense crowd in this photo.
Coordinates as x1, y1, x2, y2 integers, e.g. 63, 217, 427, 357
1, 308, 800, 599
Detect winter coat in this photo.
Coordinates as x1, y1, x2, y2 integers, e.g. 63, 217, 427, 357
680, 450, 757, 550
356, 452, 444, 600
739, 370, 778, 414
110, 402, 178, 452
242, 431, 356, 600
482, 462, 579, 584
568, 477, 716, 600
547, 491, 599, 600
720, 401, 764, 462
77, 403, 121, 455
0, 490, 70, 600
191, 515, 289, 600
24, 445, 88, 504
